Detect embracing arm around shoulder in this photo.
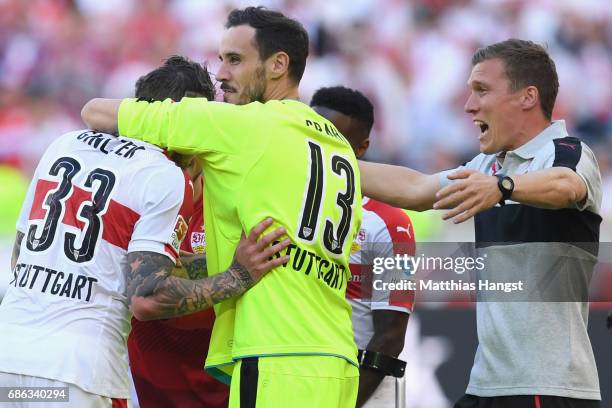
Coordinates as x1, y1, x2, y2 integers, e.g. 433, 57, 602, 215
82, 97, 248, 155
81, 98, 122, 134
358, 161, 440, 211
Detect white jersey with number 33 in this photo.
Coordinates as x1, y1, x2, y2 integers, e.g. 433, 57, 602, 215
0, 130, 192, 398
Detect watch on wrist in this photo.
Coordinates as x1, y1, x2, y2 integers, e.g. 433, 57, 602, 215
496, 174, 514, 206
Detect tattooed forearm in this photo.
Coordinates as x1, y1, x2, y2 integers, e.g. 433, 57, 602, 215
127, 218, 289, 320
127, 251, 253, 320
227, 259, 254, 291
148, 275, 213, 317
180, 253, 208, 280
146, 263, 253, 319
205, 260, 254, 305
125, 251, 174, 302
11, 231, 25, 271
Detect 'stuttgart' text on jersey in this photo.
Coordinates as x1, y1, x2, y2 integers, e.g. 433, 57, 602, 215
0, 130, 192, 398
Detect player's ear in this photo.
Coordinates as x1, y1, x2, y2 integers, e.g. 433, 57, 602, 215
266, 51, 289, 80
356, 138, 370, 159
520, 85, 539, 111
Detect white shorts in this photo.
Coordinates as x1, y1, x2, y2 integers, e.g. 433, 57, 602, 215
0, 372, 130, 408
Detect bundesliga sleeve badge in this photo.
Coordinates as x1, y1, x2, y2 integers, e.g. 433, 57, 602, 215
170, 214, 189, 254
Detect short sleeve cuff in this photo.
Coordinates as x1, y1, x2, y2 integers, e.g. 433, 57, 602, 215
117, 98, 138, 137
574, 171, 592, 212
15, 222, 27, 234
128, 239, 178, 264
370, 303, 412, 314
438, 169, 455, 188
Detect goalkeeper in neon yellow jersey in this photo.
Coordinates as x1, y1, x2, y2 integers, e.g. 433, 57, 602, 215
82, 7, 362, 408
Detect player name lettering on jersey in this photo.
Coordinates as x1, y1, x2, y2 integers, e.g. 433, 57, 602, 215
11, 262, 98, 302
304, 119, 348, 145
270, 241, 347, 290
76, 131, 146, 159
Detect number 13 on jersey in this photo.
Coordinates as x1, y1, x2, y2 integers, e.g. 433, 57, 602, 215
297, 140, 357, 256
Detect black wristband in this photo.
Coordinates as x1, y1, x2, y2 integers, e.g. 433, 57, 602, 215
358, 349, 406, 378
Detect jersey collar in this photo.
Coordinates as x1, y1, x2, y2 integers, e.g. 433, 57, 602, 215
509, 120, 568, 160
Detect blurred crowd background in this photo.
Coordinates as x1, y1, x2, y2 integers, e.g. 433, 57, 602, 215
1, 1, 611, 404
0, 0, 610, 240
0, 0, 610, 241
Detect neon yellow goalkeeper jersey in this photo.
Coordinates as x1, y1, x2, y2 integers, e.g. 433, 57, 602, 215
119, 98, 361, 382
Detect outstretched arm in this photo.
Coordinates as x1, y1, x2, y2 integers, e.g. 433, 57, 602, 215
128, 218, 290, 320
359, 161, 439, 211
434, 167, 588, 224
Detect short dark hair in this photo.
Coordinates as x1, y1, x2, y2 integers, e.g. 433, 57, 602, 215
225, 6, 309, 84
310, 86, 374, 132
472, 39, 559, 120
135, 55, 215, 102
135, 56, 214, 168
